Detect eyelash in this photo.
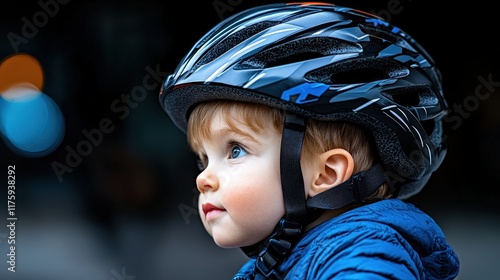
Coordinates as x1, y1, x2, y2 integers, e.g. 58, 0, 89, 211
196, 141, 248, 171
227, 141, 248, 159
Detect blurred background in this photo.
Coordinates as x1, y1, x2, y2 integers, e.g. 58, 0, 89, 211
0, 0, 498, 279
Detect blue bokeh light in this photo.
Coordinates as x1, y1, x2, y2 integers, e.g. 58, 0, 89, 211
0, 86, 65, 157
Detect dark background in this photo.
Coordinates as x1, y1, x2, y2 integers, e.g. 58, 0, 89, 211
1, 0, 499, 279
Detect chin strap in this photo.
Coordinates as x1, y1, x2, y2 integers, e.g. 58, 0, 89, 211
241, 113, 309, 279
240, 113, 388, 279
279, 113, 309, 222
306, 163, 387, 210
243, 218, 303, 279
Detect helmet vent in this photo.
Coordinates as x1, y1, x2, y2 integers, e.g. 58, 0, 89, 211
329, 67, 390, 84
194, 21, 278, 70
424, 118, 443, 148
236, 37, 361, 69
306, 57, 408, 84
381, 86, 439, 107
421, 119, 437, 141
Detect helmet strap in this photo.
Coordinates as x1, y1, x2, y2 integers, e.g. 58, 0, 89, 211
279, 113, 309, 222
240, 114, 388, 279
306, 163, 387, 210
241, 112, 312, 279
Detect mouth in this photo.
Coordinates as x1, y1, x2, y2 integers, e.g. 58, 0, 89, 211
202, 203, 224, 216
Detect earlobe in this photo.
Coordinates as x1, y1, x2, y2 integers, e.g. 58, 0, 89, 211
308, 148, 354, 197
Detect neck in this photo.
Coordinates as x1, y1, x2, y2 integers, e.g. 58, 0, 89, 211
304, 206, 354, 231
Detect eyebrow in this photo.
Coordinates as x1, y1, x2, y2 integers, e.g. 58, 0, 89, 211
213, 127, 259, 144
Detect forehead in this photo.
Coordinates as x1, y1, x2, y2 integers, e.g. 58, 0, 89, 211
187, 101, 282, 150
205, 105, 275, 140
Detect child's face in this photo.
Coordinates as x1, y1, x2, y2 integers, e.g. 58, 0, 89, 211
193, 110, 286, 248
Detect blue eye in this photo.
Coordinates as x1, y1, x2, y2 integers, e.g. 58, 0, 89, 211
230, 145, 248, 159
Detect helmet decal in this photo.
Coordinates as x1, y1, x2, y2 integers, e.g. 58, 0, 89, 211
281, 82, 329, 104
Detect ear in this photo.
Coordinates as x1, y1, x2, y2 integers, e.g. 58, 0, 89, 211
307, 148, 354, 197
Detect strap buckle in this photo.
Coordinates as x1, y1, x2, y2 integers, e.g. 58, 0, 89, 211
253, 218, 303, 279
348, 172, 363, 202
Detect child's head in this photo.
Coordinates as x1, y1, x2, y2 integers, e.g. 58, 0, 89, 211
187, 100, 392, 247
188, 100, 390, 189
159, 2, 448, 251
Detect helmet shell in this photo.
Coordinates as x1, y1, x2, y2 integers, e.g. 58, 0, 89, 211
159, 2, 448, 199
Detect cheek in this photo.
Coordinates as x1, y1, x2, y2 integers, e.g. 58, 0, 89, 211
228, 187, 285, 236
224, 163, 285, 229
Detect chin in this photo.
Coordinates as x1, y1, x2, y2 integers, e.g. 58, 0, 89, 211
212, 235, 256, 249
213, 238, 239, 249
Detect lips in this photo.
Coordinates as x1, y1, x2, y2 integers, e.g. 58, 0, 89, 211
202, 203, 224, 216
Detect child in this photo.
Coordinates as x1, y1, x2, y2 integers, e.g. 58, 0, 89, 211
159, 2, 460, 279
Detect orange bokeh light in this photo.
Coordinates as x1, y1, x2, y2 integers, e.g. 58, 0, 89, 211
0, 53, 44, 94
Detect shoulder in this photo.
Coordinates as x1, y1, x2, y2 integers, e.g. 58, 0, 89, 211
285, 199, 426, 279
307, 199, 427, 245
308, 204, 414, 255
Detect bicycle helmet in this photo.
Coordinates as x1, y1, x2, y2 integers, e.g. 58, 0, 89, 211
159, 2, 448, 278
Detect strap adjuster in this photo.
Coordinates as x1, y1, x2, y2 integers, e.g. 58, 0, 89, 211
253, 218, 303, 279
348, 173, 362, 202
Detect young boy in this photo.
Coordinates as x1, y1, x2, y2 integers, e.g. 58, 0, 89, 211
159, 2, 460, 279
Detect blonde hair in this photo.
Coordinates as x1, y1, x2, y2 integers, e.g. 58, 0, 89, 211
187, 100, 283, 152
187, 100, 393, 201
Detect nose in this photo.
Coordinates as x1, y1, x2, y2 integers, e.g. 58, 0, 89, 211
196, 166, 218, 193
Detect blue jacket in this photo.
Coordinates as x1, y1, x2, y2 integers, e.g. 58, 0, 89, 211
233, 199, 459, 279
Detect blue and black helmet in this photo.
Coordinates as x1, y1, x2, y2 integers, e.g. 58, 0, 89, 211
159, 2, 448, 201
